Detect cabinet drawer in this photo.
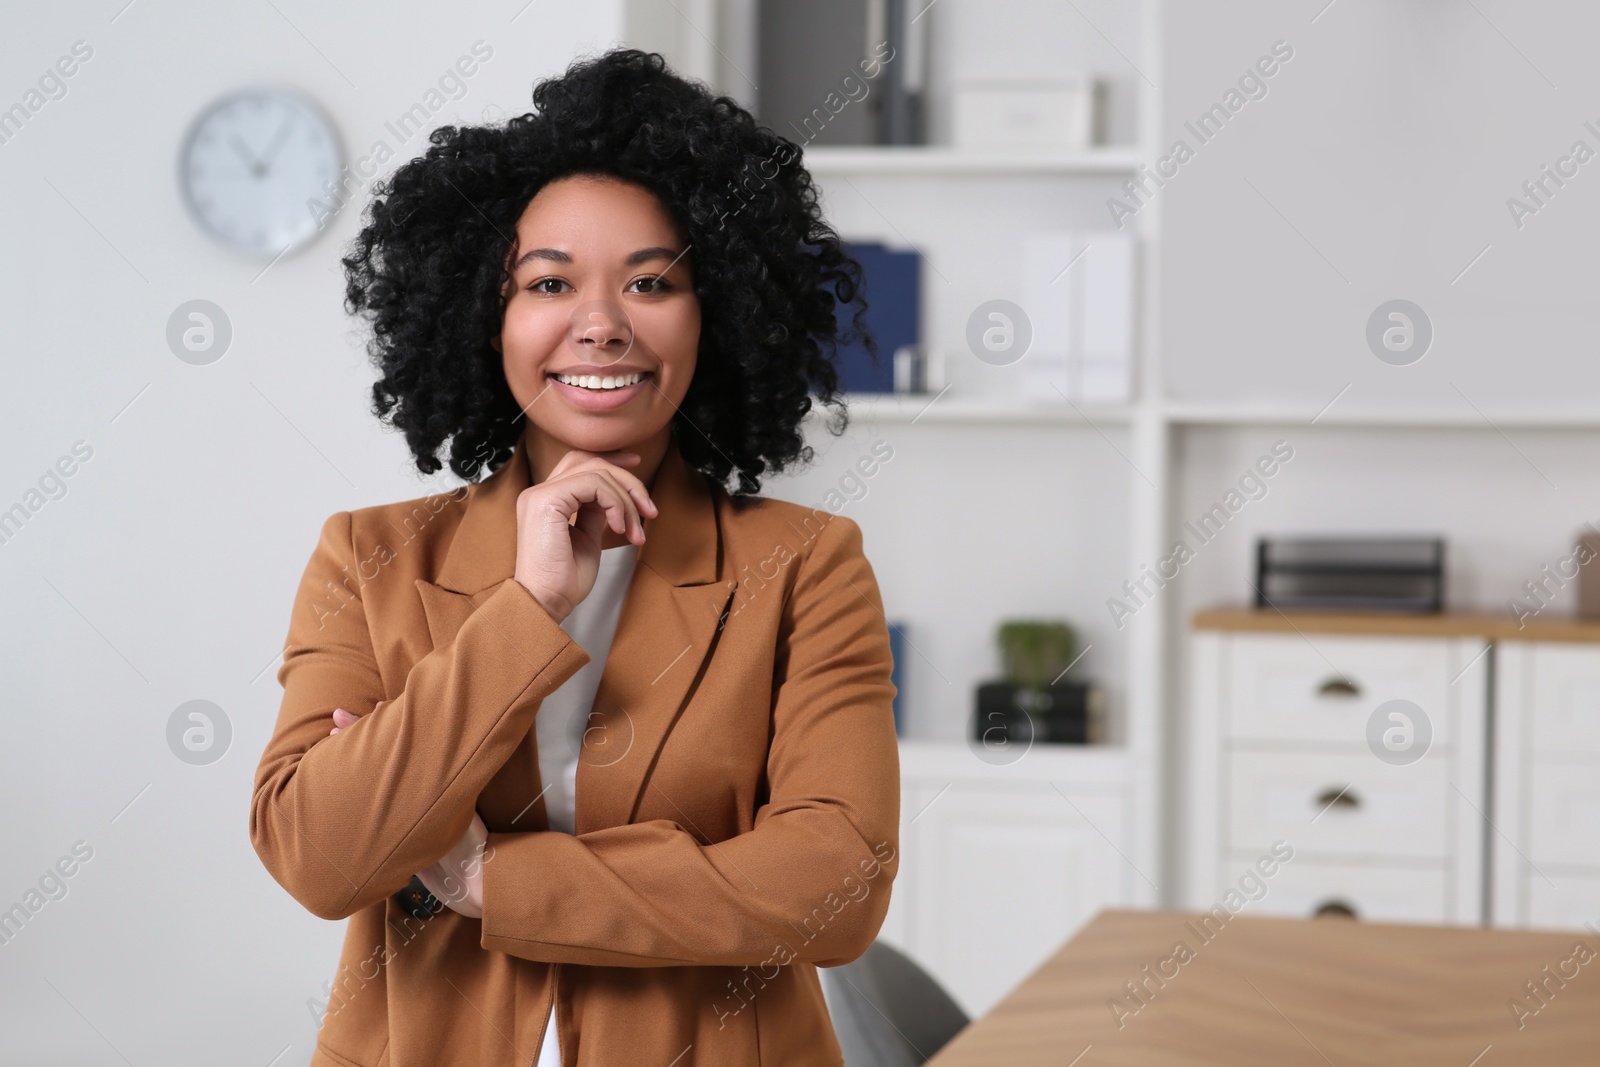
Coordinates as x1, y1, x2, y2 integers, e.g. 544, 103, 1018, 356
1226, 633, 1457, 746
1529, 645, 1600, 756
1225, 852, 1453, 924
1227, 750, 1449, 860
1528, 761, 1600, 866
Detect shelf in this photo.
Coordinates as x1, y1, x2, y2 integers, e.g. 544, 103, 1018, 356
800, 145, 1143, 176
808, 396, 1600, 430
811, 392, 1133, 425
896, 737, 1131, 782
1162, 403, 1600, 430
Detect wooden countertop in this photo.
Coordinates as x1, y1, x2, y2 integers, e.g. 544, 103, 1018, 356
927, 909, 1600, 1065
1194, 604, 1600, 643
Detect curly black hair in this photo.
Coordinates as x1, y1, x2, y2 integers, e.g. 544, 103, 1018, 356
340, 46, 878, 496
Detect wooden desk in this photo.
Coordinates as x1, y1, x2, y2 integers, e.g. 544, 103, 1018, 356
927, 909, 1600, 1065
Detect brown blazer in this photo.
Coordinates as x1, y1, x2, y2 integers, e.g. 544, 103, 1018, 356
250, 431, 901, 1067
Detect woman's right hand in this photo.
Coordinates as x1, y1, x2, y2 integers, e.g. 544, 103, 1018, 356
513, 449, 658, 624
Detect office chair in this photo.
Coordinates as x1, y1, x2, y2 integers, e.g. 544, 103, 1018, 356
819, 939, 971, 1066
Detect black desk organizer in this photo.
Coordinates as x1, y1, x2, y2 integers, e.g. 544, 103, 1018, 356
971, 680, 1104, 745
1255, 536, 1445, 613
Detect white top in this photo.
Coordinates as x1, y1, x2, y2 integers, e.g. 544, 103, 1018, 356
532, 541, 639, 1067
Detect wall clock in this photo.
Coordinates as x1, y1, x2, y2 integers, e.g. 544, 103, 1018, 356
179, 87, 344, 258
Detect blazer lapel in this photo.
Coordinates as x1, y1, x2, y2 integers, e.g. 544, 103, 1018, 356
414, 435, 535, 650
576, 478, 737, 833
413, 432, 736, 835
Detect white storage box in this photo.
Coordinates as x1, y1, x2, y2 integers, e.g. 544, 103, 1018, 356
951, 76, 1102, 151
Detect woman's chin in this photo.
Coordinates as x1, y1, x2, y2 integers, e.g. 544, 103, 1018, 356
531, 421, 658, 457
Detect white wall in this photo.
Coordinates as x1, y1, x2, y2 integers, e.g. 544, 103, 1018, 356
0, 3, 623, 1063
1161, 0, 1600, 411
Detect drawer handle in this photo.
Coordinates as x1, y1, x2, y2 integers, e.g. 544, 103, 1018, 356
1313, 899, 1359, 919
1316, 677, 1361, 698
1313, 786, 1360, 812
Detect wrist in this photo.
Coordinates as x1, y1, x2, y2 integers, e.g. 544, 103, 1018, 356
513, 577, 570, 624
537, 594, 570, 626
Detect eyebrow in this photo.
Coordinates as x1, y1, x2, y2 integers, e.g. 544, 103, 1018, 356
512, 246, 686, 272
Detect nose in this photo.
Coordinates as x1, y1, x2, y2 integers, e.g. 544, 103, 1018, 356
568, 300, 633, 366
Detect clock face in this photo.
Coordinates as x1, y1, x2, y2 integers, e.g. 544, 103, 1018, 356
180, 88, 344, 258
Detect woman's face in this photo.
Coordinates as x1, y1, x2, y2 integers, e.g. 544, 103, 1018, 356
496, 174, 699, 457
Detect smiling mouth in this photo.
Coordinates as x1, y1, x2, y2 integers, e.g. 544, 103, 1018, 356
546, 370, 653, 391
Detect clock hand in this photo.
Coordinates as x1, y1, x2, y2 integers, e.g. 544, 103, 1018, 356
229, 135, 265, 178
258, 115, 295, 171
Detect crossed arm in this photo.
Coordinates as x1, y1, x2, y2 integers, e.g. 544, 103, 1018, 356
250, 509, 901, 968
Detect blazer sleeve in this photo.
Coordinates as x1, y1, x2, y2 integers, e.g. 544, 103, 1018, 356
249, 510, 592, 921
477, 513, 901, 969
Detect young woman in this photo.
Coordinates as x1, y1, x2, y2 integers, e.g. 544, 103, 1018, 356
250, 47, 901, 1067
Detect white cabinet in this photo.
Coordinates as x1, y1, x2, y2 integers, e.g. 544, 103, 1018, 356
885, 740, 1139, 1018
1186, 629, 1490, 925
1492, 642, 1600, 930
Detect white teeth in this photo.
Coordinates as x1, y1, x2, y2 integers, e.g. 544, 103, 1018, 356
553, 371, 645, 390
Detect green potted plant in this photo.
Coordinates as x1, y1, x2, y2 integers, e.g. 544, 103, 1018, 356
972, 618, 1101, 746
998, 620, 1077, 710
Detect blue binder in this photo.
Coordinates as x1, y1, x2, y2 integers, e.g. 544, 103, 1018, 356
833, 241, 921, 395
888, 619, 907, 736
